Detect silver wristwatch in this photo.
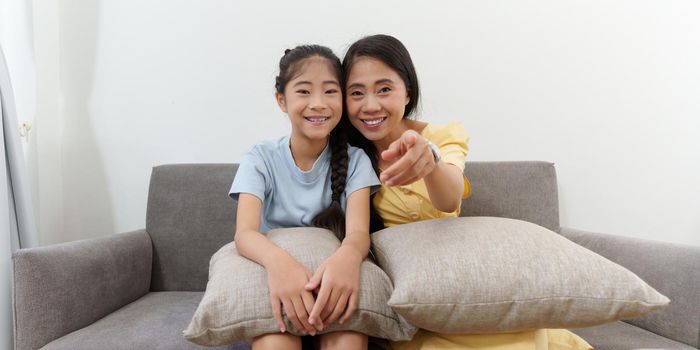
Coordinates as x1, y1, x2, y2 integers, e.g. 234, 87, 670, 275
427, 140, 441, 163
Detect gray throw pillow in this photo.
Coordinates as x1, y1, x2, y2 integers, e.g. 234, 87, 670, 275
370, 216, 670, 333
184, 227, 416, 346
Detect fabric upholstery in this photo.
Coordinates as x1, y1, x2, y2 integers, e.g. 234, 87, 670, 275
13, 162, 698, 350
560, 227, 700, 348
41, 292, 247, 350
184, 228, 417, 345
146, 164, 238, 291
370, 217, 669, 333
572, 321, 698, 350
461, 161, 559, 232
12, 230, 152, 350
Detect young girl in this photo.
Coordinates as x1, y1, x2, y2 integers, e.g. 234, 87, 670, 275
339, 34, 592, 350
229, 45, 378, 350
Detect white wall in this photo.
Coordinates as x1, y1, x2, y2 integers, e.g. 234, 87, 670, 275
32, 0, 700, 246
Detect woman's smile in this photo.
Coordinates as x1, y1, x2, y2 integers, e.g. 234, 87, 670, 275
359, 117, 387, 129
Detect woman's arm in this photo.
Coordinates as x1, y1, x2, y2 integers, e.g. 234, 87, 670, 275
306, 187, 371, 329
422, 159, 465, 212
380, 130, 464, 212
234, 193, 319, 335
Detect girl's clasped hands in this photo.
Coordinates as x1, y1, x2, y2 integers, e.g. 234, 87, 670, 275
265, 247, 362, 335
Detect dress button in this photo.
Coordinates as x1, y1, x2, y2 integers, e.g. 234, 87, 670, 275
401, 188, 411, 194
409, 213, 419, 219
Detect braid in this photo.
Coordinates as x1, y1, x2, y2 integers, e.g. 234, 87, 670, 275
346, 120, 385, 233
311, 124, 349, 241
330, 128, 348, 202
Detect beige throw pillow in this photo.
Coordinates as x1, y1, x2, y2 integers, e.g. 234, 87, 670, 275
370, 216, 669, 333
184, 227, 416, 346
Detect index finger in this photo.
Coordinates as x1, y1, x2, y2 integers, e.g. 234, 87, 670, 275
380, 138, 404, 162
380, 146, 424, 185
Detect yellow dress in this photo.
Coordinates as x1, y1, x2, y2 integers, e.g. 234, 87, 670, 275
374, 122, 592, 350
392, 329, 591, 350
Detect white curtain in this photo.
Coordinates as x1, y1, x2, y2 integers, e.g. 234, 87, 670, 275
1, 0, 39, 346
1, 44, 38, 350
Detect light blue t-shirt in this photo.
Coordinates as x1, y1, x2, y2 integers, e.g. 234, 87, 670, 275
229, 135, 380, 233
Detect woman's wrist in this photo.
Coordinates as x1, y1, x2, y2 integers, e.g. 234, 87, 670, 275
425, 158, 445, 181
426, 140, 442, 164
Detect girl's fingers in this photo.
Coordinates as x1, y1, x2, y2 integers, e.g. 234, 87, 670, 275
282, 298, 305, 334
301, 290, 315, 316
270, 296, 285, 332
305, 265, 325, 291
301, 291, 322, 331
291, 296, 316, 335
308, 281, 331, 326
339, 292, 359, 324
325, 291, 350, 326
321, 288, 341, 323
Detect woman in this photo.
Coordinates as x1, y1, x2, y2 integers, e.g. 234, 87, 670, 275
340, 34, 592, 350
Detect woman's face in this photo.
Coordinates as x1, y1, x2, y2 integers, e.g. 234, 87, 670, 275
345, 56, 410, 146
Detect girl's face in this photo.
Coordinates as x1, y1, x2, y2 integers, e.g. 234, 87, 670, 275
276, 57, 342, 143
345, 56, 410, 146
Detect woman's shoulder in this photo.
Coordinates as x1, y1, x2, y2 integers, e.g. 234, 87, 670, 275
421, 121, 466, 136
421, 121, 468, 144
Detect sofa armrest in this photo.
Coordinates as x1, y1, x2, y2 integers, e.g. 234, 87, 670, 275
12, 230, 152, 350
560, 227, 700, 348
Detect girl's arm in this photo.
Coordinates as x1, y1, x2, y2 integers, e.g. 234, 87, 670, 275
234, 193, 319, 335
380, 130, 464, 212
305, 187, 371, 329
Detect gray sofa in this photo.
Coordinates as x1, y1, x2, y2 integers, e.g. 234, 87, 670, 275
12, 162, 700, 350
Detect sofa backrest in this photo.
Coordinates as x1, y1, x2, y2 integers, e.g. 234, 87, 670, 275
460, 161, 560, 232
146, 161, 560, 291
146, 164, 238, 291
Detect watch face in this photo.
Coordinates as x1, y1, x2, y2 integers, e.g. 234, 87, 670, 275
428, 141, 441, 162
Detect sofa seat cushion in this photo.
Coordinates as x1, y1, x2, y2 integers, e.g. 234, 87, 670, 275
572, 321, 697, 350
41, 292, 248, 350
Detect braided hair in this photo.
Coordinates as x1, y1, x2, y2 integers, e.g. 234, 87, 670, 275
311, 119, 349, 241
274, 45, 349, 241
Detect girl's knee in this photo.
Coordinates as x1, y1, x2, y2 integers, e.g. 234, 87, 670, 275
318, 331, 368, 350
252, 333, 302, 350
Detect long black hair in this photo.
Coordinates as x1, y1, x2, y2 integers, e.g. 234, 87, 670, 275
342, 34, 422, 233
275, 45, 349, 241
